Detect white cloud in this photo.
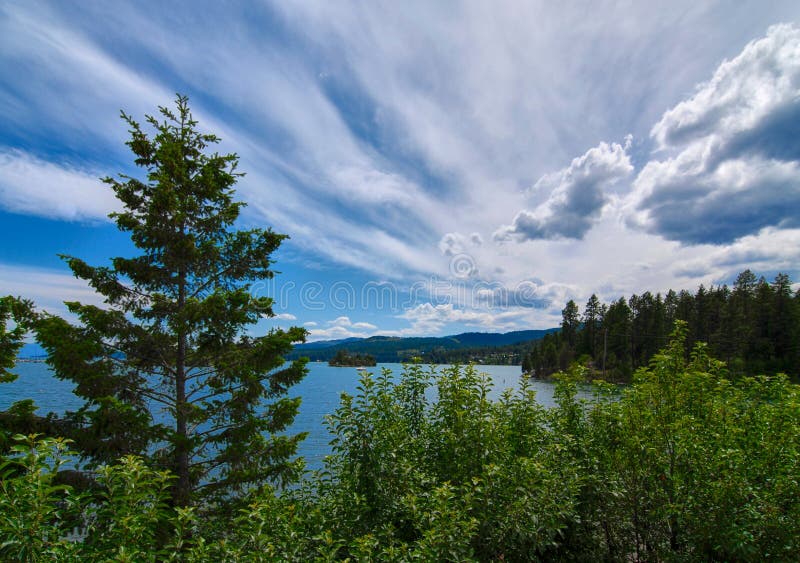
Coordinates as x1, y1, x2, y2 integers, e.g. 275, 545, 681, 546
627, 154, 800, 243
651, 24, 800, 153
438, 231, 486, 257
273, 313, 297, 321
0, 150, 119, 221
309, 306, 534, 340
0, 262, 103, 318
627, 24, 800, 244
328, 316, 378, 330
495, 140, 633, 242
306, 326, 369, 341
397, 303, 528, 334
672, 227, 800, 279
306, 315, 378, 341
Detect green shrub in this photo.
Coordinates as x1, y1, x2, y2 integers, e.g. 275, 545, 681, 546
2, 325, 798, 561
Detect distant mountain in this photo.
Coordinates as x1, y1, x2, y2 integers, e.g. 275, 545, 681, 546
294, 337, 363, 350
17, 329, 559, 365
290, 329, 558, 363
442, 330, 558, 347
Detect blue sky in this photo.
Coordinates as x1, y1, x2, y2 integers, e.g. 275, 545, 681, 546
2, 1, 800, 341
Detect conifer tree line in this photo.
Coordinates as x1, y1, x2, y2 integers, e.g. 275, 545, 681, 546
522, 270, 800, 381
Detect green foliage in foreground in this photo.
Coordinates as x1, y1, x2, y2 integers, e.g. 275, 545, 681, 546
2, 323, 799, 561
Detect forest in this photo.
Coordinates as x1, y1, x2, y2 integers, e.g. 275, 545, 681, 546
523, 270, 800, 382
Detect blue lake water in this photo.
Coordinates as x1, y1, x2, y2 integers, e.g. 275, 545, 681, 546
2, 362, 581, 472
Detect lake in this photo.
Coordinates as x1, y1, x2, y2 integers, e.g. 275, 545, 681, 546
2, 362, 586, 472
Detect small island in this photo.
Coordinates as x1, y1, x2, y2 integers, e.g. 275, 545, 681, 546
328, 349, 377, 367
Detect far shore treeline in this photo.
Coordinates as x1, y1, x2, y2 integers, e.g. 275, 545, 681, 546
523, 270, 800, 382
290, 329, 557, 364
328, 349, 376, 367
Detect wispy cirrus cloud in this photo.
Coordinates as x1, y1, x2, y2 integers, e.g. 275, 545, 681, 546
0, 262, 102, 318
0, 2, 170, 156
0, 1, 444, 281
0, 150, 118, 221
3, 1, 800, 337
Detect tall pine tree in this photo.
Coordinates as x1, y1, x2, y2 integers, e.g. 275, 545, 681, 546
32, 96, 308, 507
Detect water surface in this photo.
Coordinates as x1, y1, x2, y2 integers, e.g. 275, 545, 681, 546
3, 362, 586, 471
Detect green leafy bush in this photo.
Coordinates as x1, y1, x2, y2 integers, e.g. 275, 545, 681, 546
1, 324, 798, 561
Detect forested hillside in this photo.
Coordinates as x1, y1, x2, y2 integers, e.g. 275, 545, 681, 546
420, 339, 538, 365
523, 270, 800, 382
291, 329, 557, 363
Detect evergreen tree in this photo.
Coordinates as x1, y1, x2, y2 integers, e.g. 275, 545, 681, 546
561, 300, 580, 348
771, 273, 799, 373
664, 289, 678, 328
674, 290, 695, 334
749, 277, 775, 372
602, 297, 632, 379
692, 284, 711, 346
722, 270, 757, 372
708, 284, 730, 355
582, 294, 602, 359
521, 351, 532, 374
31, 96, 308, 507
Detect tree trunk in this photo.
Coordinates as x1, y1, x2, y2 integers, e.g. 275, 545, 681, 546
175, 222, 189, 506
175, 324, 189, 507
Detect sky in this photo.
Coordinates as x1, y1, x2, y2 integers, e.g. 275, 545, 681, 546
2, 1, 800, 342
